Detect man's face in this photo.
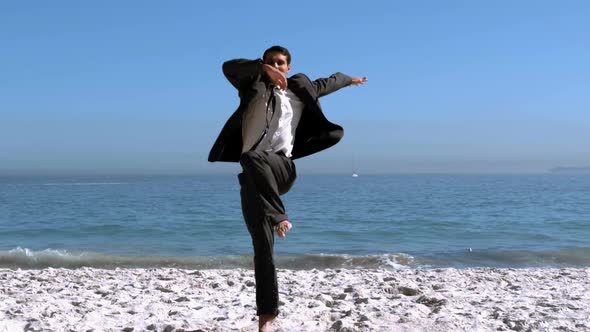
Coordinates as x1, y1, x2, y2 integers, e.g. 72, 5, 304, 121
264, 52, 290, 75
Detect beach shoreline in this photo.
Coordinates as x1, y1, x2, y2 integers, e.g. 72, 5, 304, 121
1, 267, 589, 332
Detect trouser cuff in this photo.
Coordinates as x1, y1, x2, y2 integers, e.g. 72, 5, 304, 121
257, 307, 279, 316
270, 214, 288, 226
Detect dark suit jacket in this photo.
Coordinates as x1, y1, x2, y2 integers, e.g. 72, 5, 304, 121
208, 58, 352, 162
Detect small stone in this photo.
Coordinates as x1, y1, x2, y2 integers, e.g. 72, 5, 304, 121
354, 297, 369, 304
316, 294, 334, 307
163, 325, 175, 332
175, 296, 190, 302
567, 304, 580, 310
384, 287, 396, 294
398, 286, 421, 296
307, 301, 320, 308
245, 280, 255, 287
330, 320, 343, 331
146, 324, 157, 330
122, 328, 133, 332
416, 295, 447, 308
156, 287, 173, 293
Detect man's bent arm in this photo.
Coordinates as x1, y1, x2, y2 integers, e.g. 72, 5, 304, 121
222, 59, 264, 90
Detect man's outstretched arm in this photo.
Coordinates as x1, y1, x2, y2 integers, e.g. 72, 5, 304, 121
312, 73, 368, 98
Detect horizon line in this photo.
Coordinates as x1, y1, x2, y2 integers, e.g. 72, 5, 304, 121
0, 170, 572, 177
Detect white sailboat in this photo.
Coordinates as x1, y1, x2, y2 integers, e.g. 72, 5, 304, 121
352, 155, 359, 177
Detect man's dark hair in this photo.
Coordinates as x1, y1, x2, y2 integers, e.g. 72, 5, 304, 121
263, 45, 291, 65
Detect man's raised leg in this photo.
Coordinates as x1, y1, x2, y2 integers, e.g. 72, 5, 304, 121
238, 150, 296, 322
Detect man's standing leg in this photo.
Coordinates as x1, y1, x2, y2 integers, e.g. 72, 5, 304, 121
238, 150, 296, 318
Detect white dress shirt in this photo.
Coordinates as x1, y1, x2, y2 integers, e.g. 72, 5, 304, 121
242, 87, 304, 158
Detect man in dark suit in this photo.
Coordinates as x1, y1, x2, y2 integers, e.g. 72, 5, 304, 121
209, 45, 367, 331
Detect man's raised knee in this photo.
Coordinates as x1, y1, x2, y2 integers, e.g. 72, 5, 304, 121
239, 150, 264, 167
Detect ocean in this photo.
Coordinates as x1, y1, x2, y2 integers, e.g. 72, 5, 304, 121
1, 174, 589, 270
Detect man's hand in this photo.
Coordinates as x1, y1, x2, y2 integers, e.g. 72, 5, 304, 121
350, 77, 368, 86
262, 64, 288, 90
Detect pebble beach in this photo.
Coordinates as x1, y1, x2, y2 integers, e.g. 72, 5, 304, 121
1, 267, 589, 331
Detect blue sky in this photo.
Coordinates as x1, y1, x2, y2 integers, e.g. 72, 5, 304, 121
1, 1, 589, 175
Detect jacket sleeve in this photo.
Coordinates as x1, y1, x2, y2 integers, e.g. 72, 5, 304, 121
312, 72, 352, 98
222, 58, 265, 89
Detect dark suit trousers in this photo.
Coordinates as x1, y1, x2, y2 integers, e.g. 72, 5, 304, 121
238, 150, 296, 316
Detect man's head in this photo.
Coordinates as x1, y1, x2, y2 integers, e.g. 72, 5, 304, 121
263, 45, 291, 75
